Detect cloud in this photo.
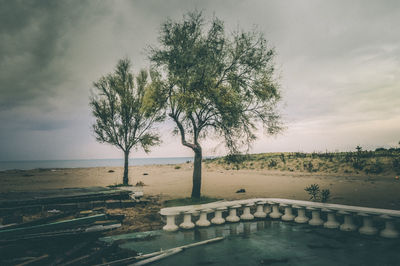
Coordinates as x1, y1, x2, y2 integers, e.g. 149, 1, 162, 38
0, 0, 399, 161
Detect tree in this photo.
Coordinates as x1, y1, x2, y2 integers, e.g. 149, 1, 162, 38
149, 11, 282, 198
90, 59, 164, 185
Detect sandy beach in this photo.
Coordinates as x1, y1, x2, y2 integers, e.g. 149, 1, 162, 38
1, 163, 399, 210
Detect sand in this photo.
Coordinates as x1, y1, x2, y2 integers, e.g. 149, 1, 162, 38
1, 163, 399, 210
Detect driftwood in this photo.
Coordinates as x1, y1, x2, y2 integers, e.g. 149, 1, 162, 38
0, 189, 131, 208
50, 241, 90, 266
94, 250, 166, 266
0, 223, 121, 242
60, 244, 109, 266
0, 214, 106, 238
97, 236, 225, 266
15, 254, 49, 266
5, 211, 72, 230
131, 248, 183, 266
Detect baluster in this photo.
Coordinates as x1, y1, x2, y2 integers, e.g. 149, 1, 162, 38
211, 206, 227, 225
293, 205, 309, 224
358, 212, 377, 235
323, 208, 339, 229
196, 208, 212, 227
281, 203, 295, 221
226, 204, 241, 222
308, 207, 324, 226
241, 203, 255, 220
380, 214, 399, 238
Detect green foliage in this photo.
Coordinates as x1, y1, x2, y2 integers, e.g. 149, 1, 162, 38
321, 189, 331, 203
224, 154, 248, 164
107, 183, 133, 188
365, 160, 384, 174
149, 11, 282, 198
280, 153, 286, 164
150, 11, 282, 152
90, 59, 164, 184
174, 165, 181, 169
392, 157, 400, 168
268, 159, 277, 168
352, 159, 366, 170
304, 184, 320, 201
304, 184, 331, 202
163, 196, 220, 207
90, 59, 164, 153
307, 161, 314, 172
207, 148, 400, 176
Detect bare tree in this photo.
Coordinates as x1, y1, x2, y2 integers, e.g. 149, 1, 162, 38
90, 58, 164, 185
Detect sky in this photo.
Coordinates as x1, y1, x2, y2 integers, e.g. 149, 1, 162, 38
0, 0, 399, 161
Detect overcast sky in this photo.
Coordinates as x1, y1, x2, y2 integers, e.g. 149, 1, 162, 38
1, 0, 399, 161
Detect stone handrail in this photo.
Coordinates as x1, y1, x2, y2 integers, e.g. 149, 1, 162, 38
160, 198, 400, 238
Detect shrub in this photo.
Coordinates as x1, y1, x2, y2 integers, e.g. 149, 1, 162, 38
135, 181, 145, 186
365, 160, 384, 174
174, 165, 181, 169
304, 184, 320, 201
303, 161, 314, 172
268, 159, 277, 168
304, 184, 331, 203
321, 189, 330, 203
352, 159, 366, 170
393, 158, 400, 169
280, 153, 286, 164
224, 154, 248, 164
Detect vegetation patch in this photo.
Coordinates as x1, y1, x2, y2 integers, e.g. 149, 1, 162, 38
107, 184, 133, 188
207, 145, 400, 175
163, 196, 221, 207
304, 184, 331, 203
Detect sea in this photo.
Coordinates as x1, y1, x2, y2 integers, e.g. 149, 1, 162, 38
0, 157, 198, 171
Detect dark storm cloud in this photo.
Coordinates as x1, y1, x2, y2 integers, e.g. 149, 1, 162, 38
0, 0, 399, 160
0, 0, 92, 111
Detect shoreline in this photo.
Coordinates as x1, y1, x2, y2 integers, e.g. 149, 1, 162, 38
1, 163, 400, 210
0, 157, 196, 172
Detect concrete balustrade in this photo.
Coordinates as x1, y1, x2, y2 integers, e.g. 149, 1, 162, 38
269, 202, 283, 219
323, 208, 340, 229
380, 215, 399, 239
338, 211, 357, 232
254, 201, 267, 218
281, 203, 295, 221
293, 205, 309, 224
211, 206, 227, 225
160, 198, 400, 238
240, 203, 255, 220
307, 207, 324, 226
358, 212, 377, 235
264, 204, 272, 215
226, 204, 241, 222
163, 212, 179, 232
196, 209, 212, 227
180, 210, 197, 229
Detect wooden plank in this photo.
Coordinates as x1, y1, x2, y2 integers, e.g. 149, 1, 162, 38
97, 237, 225, 266
131, 248, 183, 266
15, 254, 49, 266
0, 214, 106, 238
0, 189, 131, 208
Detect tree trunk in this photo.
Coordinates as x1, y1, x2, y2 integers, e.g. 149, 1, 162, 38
191, 148, 202, 198
123, 150, 129, 185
